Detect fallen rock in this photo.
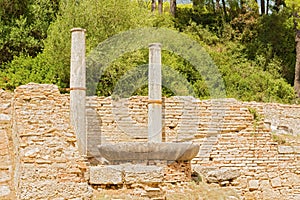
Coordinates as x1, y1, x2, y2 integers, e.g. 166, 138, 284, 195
206, 168, 241, 183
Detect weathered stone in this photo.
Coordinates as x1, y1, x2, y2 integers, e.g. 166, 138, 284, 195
226, 196, 240, 200
271, 177, 281, 188
262, 188, 281, 200
206, 168, 241, 183
0, 170, 10, 182
0, 185, 10, 196
24, 147, 40, 157
123, 164, 163, 184
282, 173, 300, 187
220, 181, 230, 186
294, 146, 300, 153
292, 194, 300, 200
244, 191, 258, 200
278, 146, 294, 154
0, 114, 10, 121
89, 166, 123, 185
0, 103, 10, 110
248, 180, 259, 191
98, 142, 199, 162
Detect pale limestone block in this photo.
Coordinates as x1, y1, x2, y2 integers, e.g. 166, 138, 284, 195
278, 146, 294, 154
271, 177, 281, 188
24, 147, 40, 157
0, 170, 10, 182
206, 168, 241, 183
123, 164, 163, 184
262, 188, 281, 200
294, 146, 300, 153
89, 166, 122, 184
0, 185, 10, 197
248, 180, 259, 191
259, 179, 272, 190
282, 173, 300, 187
0, 114, 10, 121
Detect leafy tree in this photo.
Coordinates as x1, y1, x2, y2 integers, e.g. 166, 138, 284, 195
0, 0, 297, 103
1, 0, 152, 89
0, 0, 60, 65
285, 0, 300, 97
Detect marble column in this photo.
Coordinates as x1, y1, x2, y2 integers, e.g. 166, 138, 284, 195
70, 28, 86, 155
148, 43, 162, 142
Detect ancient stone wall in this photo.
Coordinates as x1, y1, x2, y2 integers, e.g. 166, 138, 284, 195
1, 83, 300, 199
0, 89, 15, 199
262, 103, 300, 135
11, 83, 92, 199
86, 95, 300, 200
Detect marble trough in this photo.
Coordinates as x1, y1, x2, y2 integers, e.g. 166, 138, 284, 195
98, 142, 200, 162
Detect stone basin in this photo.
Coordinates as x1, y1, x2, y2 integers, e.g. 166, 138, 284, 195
98, 142, 200, 161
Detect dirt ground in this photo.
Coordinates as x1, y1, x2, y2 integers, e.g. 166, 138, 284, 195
92, 181, 240, 200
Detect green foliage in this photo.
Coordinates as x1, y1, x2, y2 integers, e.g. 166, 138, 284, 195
43, 0, 152, 88
248, 107, 261, 122
272, 133, 287, 145
0, 53, 55, 90
208, 42, 296, 103
0, 0, 298, 104
285, 0, 300, 10
175, 6, 224, 34
0, 0, 59, 65
1, 0, 153, 89
243, 10, 296, 85
96, 49, 209, 99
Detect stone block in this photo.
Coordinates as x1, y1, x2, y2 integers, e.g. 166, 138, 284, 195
248, 180, 259, 191
0, 185, 10, 197
294, 146, 300, 153
278, 146, 294, 154
262, 189, 281, 200
205, 168, 241, 183
271, 177, 281, 188
0, 114, 10, 121
89, 166, 122, 184
123, 164, 163, 184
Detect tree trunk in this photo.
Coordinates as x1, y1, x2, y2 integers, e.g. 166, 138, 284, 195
261, 0, 265, 15
158, 0, 163, 14
240, 0, 246, 13
216, 0, 220, 11
211, 0, 216, 13
266, 0, 269, 14
221, 0, 227, 19
295, 31, 300, 97
276, 0, 281, 7
151, 0, 156, 12
170, 0, 176, 17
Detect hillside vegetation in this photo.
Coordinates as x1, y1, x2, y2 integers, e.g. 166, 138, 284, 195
0, 0, 299, 103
